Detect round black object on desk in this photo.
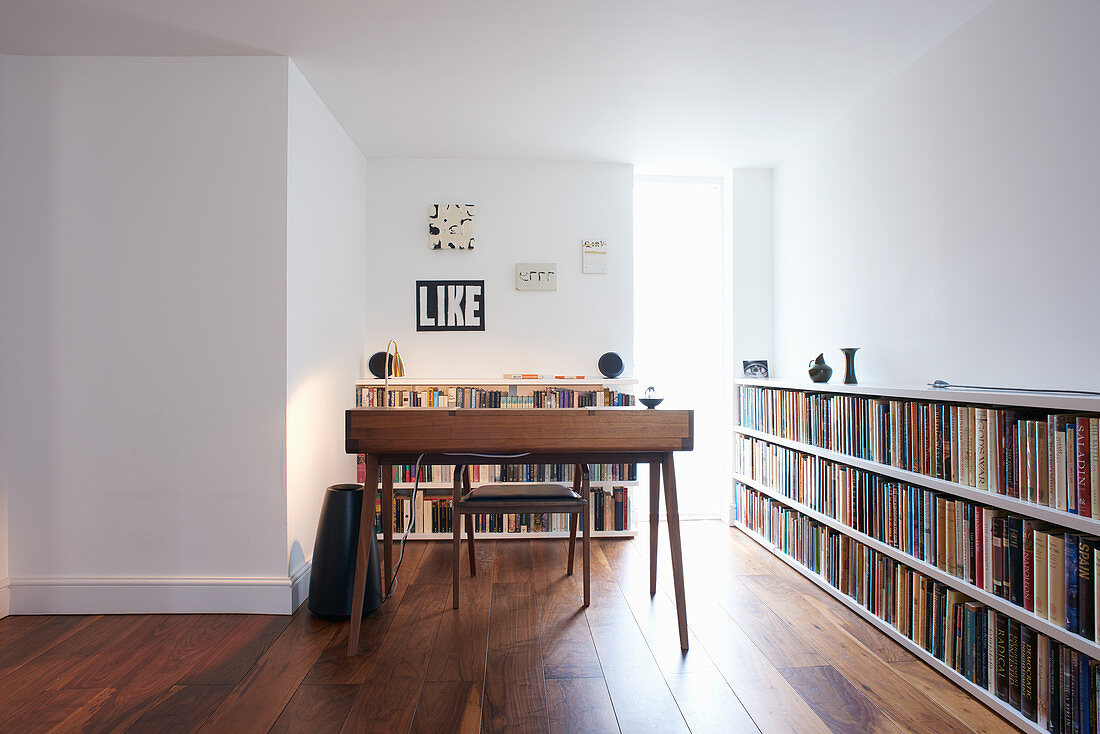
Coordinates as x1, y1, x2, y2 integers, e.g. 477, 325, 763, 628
597, 352, 624, 378
368, 351, 393, 379
308, 484, 384, 618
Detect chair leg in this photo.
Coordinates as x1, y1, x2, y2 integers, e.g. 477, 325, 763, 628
567, 512, 578, 576
465, 513, 477, 577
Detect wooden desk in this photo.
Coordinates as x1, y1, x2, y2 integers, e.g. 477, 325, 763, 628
344, 407, 694, 655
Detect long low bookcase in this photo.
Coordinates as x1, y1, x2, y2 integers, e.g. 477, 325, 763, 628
356, 376, 641, 540
733, 378, 1100, 733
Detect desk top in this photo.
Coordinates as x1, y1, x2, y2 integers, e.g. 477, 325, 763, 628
345, 408, 693, 462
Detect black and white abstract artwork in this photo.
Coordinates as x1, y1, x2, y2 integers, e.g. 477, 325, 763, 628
429, 204, 475, 250
515, 263, 557, 291
416, 280, 485, 331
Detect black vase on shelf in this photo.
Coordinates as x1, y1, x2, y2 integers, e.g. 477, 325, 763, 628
841, 347, 860, 385
808, 354, 832, 383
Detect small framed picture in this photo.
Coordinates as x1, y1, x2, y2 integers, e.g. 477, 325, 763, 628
742, 360, 769, 378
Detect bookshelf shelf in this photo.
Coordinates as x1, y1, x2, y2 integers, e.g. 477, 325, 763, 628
733, 471, 1100, 660
733, 425, 1100, 537
736, 377, 1100, 413
733, 520, 1045, 734
356, 377, 639, 387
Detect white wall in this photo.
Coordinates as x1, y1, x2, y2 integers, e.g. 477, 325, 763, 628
773, 0, 1100, 390
364, 160, 634, 378
286, 62, 369, 574
731, 169, 774, 372
0, 56, 293, 612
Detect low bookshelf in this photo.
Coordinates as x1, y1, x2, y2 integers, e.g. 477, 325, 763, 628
733, 377, 1100, 734
356, 376, 640, 540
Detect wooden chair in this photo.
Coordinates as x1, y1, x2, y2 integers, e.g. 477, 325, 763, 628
451, 463, 591, 609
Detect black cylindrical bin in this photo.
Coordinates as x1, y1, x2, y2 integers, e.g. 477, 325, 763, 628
308, 484, 384, 617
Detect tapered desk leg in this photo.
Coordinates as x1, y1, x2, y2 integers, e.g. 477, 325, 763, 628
348, 454, 379, 655
452, 469, 462, 609
381, 466, 394, 595
661, 453, 689, 651
649, 461, 660, 596
581, 465, 591, 607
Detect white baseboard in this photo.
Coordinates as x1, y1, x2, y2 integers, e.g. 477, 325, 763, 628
9, 563, 311, 615
0, 578, 9, 619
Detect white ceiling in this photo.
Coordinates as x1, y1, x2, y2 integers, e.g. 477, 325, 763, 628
0, 0, 992, 170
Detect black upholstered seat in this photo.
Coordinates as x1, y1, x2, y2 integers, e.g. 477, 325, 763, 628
460, 483, 581, 501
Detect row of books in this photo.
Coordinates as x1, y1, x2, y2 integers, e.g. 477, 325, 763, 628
738, 434, 1100, 643
738, 386, 1100, 519
356, 457, 637, 485
734, 484, 1099, 731
373, 486, 630, 534
356, 385, 636, 409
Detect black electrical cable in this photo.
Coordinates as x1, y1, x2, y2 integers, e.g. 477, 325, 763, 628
381, 450, 533, 601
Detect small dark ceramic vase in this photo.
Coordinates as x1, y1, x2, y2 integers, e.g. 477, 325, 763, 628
841, 347, 860, 385
808, 354, 832, 383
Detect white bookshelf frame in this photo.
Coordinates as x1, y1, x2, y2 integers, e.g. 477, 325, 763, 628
731, 378, 1100, 732
356, 377, 639, 387
733, 520, 1045, 734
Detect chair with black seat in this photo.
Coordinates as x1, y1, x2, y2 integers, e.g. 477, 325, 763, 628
451, 463, 591, 609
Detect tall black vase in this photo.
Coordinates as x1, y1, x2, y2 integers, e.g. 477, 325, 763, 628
308, 484, 384, 618
841, 347, 860, 385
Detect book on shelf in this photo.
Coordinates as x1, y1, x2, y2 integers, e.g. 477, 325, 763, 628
733, 482, 1100, 731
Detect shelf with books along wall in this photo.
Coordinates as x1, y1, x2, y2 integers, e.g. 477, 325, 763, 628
354, 377, 639, 540
733, 379, 1100, 734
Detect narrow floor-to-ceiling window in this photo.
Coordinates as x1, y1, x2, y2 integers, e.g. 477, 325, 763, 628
634, 176, 730, 518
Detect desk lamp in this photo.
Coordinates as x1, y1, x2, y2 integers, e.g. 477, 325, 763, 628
383, 339, 405, 405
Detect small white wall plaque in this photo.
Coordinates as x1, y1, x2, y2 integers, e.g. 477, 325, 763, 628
582, 240, 607, 273
515, 263, 557, 291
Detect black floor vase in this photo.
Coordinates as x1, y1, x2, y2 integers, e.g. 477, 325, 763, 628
308, 484, 384, 617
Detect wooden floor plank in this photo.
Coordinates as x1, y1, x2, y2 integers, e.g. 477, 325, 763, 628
270, 683, 358, 733
199, 606, 337, 733
0, 614, 98, 680
181, 614, 292, 686
740, 569, 978, 734
2, 687, 115, 732
76, 614, 243, 731
892, 660, 1019, 734
425, 541, 494, 682
0, 614, 151, 714
597, 539, 714, 675
665, 671, 761, 734
411, 680, 483, 734
306, 539, 430, 684
582, 541, 689, 734
339, 583, 451, 733
482, 580, 549, 734
780, 665, 902, 734
125, 684, 233, 733
530, 540, 604, 680
545, 677, 619, 734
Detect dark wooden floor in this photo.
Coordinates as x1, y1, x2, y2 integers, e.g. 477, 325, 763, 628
0, 521, 1019, 733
